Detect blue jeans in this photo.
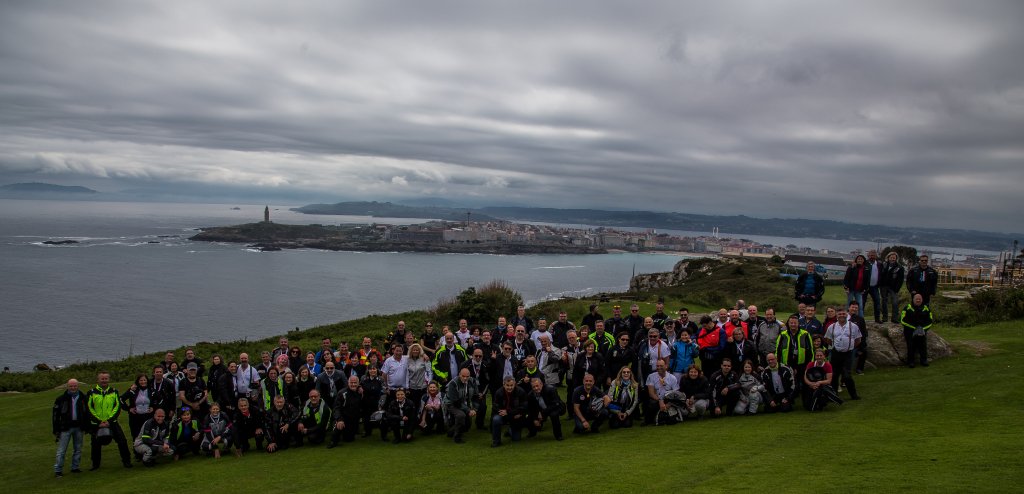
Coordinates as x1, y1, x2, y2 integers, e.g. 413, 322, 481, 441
54, 428, 83, 473
490, 415, 521, 445
846, 291, 864, 316
881, 288, 900, 322
865, 286, 881, 321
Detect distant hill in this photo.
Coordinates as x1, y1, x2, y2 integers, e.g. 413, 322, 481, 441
294, 201, 1019, 251
293, 201, 498, 222
0, 182, 98, 194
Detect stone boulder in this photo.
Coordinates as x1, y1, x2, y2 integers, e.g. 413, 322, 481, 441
863, 322, 954, 368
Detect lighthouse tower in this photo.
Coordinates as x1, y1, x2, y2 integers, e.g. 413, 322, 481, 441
264, 205, 270, 223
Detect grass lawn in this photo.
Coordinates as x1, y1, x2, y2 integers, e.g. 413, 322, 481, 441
4, 319, 1023, 493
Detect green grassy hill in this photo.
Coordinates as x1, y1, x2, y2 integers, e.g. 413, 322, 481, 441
4, 319, 1023, 493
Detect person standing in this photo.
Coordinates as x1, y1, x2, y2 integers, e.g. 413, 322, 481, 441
900, 294, 934, 368
824, 308, 862, 400
86, 371, 132, 470
906, 255, 939, 306
843, 255, 871, 316
795, 261, 825, 306
696, 315, 727, 376
120, 374, 154, 447
864, 250, 884, 323
580, 304, 604, 332
753, 309, 784, 367
53, 378, 87, 477
178, 362, 208, 420
776, 316, 813, 392
880, 252, 906, 323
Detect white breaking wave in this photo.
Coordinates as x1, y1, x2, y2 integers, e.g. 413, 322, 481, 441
532, 265, 585, 270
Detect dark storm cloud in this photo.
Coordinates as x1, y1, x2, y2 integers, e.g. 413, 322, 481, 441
0, 0, 1021, 232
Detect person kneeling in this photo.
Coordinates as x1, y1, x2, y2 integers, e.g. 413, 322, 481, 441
527, 378, 564, 440
232, 398, 264, 455
803, 349, 843, 411
491, 377, 528, 447
606, 366, 639, 429
419, 382, 446, 435
264, 395, 300, 453
386, 388, 417, 444
200, 403, 234, 458
298, 390, 332, 446
442, 369, 479, 444
133, 409, 173, 466
571, 373, 610, 434
169, 407, 202, 460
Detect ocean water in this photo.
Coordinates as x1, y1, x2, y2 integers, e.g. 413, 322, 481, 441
0, 199, 686, 370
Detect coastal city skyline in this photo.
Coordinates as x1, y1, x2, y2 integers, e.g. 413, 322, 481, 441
2, 1, 1023, 232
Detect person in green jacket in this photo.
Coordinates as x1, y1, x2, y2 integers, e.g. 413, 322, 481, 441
87, 371, 132, 470
775, 316, 813, 393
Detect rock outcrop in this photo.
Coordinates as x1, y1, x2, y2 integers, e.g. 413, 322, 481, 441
630, 258, 733, 291
862, 322, 954, 368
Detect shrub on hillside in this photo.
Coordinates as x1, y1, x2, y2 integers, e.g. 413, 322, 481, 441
941, 287, 1024, 327
431, 280, 524, 326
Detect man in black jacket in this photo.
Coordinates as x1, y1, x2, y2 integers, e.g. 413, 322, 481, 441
795, 262, 826, 306
759, 354, 796, 413
526, 378, 564, 440
298, 390, 332, 446
264, 395, 299, 453
460, 349, 490, 430
149, 366, 177, 419
880, 251, 906, 323
490, 377, 527, 447
52, 378, 87, 477
232, 397, 263, 454
133, 409, 172, 466
906, 255, 939, 306
328, 376, 362, 447
443, 368, 479, 444
216, 362, 239, 415
710, 358, 741, 417
605, 334, 637, 388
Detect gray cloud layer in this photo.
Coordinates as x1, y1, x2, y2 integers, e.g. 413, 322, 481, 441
1, 0, 1022, 232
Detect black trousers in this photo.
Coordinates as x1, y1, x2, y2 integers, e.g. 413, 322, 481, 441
474, 394, 488, 429
830, 350, 859, 398
856, 327, 869, 372
387, 418, 415, 441
91, 423, 131, 467
446, 406, 470, 439
330, 415, 359, 444
234, 426, 264, 452
903, 328, 929, 364
527, 408, 563, 438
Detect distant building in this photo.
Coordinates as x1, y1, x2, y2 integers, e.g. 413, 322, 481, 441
598, 234, 625, 248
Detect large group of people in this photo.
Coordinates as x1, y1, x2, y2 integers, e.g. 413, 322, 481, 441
51, 254, 938, 476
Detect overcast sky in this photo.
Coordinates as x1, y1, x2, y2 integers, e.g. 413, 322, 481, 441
1, 0, 1022, 233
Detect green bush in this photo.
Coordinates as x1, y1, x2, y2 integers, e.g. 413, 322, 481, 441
942, 287, 1024, 327
430, 280, 524, 327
